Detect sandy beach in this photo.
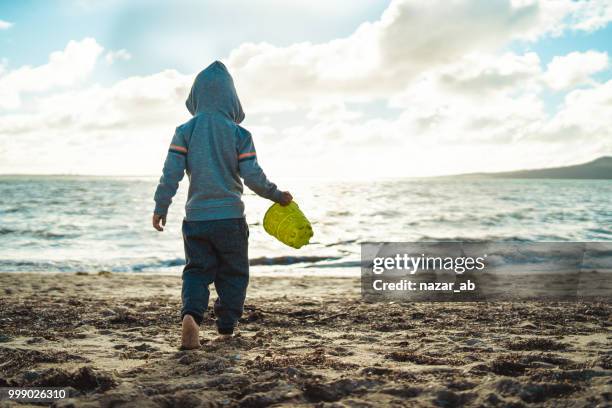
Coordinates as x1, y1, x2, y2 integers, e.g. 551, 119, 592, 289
0, 272, 610, 407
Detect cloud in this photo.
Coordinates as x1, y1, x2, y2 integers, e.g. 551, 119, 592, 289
306, 101, 362, 122
544, 78, 612, 140
543, 51, 609, 90
517, 0, 612, 38
436, 52, 542, 95
227, 0, 545, 111
1, 0, 612, 177
255, 47, 610, 178
257, 78, 610, 179
0, 38, 103, 109
226, 0, 612, 113
105, 49, 132, 64
0, 69, 191, 135
0, 68, 193, 176
0, 20, 13, 30
386, 51, 544, 145
569, 0, 612, 32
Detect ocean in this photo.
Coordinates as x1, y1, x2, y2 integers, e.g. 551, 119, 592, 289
0, 176, 610, 275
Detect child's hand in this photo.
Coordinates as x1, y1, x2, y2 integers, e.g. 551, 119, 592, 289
152, 213, 167, 231
279, 191, 293, 206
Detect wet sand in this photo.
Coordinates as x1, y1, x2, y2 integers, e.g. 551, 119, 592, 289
0, 272, 610, 407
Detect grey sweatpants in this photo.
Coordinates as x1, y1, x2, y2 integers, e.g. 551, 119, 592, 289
181, 217, 249, 334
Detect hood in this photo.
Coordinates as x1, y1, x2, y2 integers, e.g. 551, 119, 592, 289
185, 61, 245, 123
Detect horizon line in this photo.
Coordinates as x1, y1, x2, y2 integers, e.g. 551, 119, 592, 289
1, 155, 609, 179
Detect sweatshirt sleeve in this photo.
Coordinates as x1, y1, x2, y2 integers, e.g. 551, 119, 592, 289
153, 127, 188, 215
236, 127, 283, 203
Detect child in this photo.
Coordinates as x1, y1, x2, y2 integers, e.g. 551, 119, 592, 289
152, 61, 292, 349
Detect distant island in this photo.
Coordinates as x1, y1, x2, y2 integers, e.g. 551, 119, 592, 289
453, 156, 612, 180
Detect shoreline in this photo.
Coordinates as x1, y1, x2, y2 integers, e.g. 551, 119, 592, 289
0, 272, 610, 407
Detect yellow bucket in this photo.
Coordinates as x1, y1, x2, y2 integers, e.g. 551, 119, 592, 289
263, 201, 313, 249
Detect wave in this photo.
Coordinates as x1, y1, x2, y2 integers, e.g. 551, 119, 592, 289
0, 227, 76, 239
0, 255, 341, 273
324, 239, 359, 247
250, 256, 340, 266
416, 236, 535, 242
304, 260, 361, 269
133, 256, 342, 269
0, 207, 21, 214
588, 227, 612, 236
129, 258, 185, 272
0, 259, 85, 272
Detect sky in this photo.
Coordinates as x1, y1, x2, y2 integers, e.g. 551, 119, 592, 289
1, 0, 612, 179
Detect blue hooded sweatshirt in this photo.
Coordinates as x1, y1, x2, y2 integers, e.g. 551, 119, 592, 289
153, 61, 284, 221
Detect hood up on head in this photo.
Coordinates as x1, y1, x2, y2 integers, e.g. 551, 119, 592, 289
185, 61, 245, 123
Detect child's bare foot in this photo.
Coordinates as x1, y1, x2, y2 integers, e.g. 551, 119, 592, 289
181, 315, 200, 350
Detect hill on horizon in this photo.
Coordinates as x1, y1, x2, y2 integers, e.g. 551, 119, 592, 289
453, 156, 612, 180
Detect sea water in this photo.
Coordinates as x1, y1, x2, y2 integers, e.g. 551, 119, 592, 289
0, 176, 610, 275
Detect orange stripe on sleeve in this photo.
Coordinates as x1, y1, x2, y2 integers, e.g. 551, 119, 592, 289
169, 144, 188, 153
238, 152, 256, 160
